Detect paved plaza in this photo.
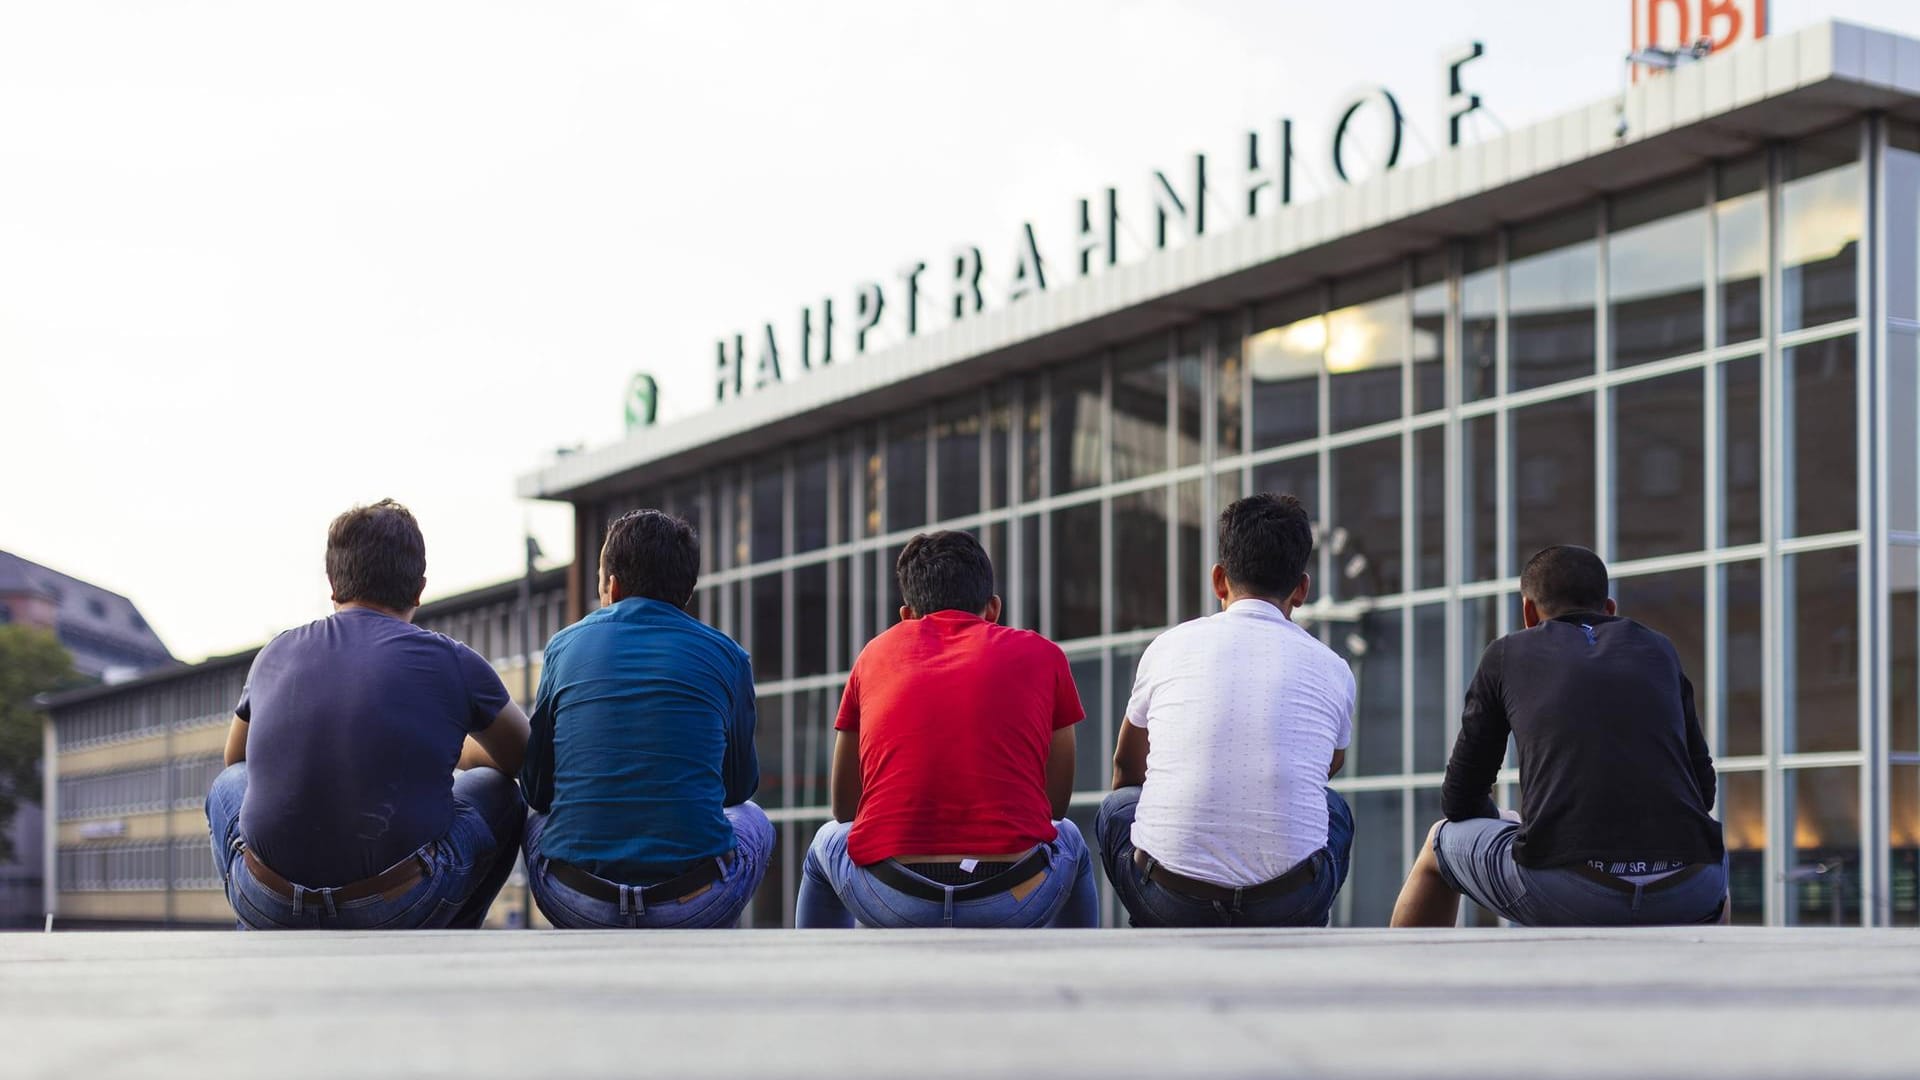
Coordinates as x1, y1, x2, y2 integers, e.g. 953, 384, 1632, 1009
3, 927, 1918, 1078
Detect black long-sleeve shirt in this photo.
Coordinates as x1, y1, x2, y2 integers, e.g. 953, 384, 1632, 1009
1442, 612, 1725, 868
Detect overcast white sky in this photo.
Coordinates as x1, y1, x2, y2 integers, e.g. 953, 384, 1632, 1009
3, 0, 1916, 662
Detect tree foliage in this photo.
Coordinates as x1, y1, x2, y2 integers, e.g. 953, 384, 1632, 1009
0, 625, 79, 864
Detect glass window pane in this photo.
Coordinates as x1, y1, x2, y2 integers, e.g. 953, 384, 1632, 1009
837, 555, 858, 669
751, 574, 783, 682
1053, 501, 1102, 641
1050, 359, 1105, 495
793, 688, 833, 811
1718, 770, 1766, 925
1114, 489, 1169, 633
988, 385, 1012, 511
1412, 602, 1447, 773
754, 693, 787, 809
1113, 338, 1171, 483
1216, 467, 1244, 530
982, 521, 1008, 612
1785, 335, 1858, 537
1071, 654, 1106, 795
1331, 436, 1402, 598
1176, 325, 1205, 469
886, 414, 929, 531
1511, 393, 1595, 574
1721, 356, 1763, 547
1252, 453, 1319, 524
1021, 375, 1045, 503
795, 450, 828, 554
1334, 608, 1402, 776
1614, 369, 1704, 560
861, 435, 882, 539
1888, 126, 1920, 322
1894, 765, 1918, 926
1413, 425, 1445, 590
1216, 315, 1244, 457
1781, 130, 1862, 333
1721, 559, 1765, 757
881, 544, 904, 629
1787, 545, 1859, 754
1788, 767, 1860, 926
1894, 546, 1918, 756
747, 819, 788, 927
1461, 239, 1498, 404
1249, 293, 1322, 450
1017, 514, 1042, 630
1508, 212, 1597, 392
935, 395, 982, 523
1465, 414, 1498, 582
751, 464, 783, 564
1614, 569, 1705, 697
1717, 156, 1766, 346
1174, 480, 1206, 624
1412, 252, 1447, 414
794, 563, 828, 678
1337, 789, 1403, 927
1328, 266, 1406, 432
1891, 333, 1919, 536
1608, 175, 1706, 367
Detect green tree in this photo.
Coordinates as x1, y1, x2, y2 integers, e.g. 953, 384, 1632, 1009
0, 625, 77, 864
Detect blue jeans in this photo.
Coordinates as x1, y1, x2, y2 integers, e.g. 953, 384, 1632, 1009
522, 803, 773, 928
1432, 817, 1729, 926
795, 819, 1100, 928
1095, 785, 1354, 927
205, 761, 524, 930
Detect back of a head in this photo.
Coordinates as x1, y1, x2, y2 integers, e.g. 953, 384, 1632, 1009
601, 509, 701, 607
896, 531, 994, 616
1218, 493, 1313, 600
1521, 545, 1610, 619
326, 499, 427, 611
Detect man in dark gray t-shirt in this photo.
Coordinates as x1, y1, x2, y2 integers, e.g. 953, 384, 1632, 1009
205, 499, 530, 930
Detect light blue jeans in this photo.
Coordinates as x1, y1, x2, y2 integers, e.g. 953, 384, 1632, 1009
523, 803, 773, 928
795, 818, 1100, 928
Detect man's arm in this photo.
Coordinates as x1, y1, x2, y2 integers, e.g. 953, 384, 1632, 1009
467, 701, 531, 776
1680, 675, 1717, 810
1328, 748, 1346, 780
222, 716, 248, 767
828, 730, 861, 823
722, 663, 760, 807
1045, 725, 1076, 819
1112, 720, 1149, 789
1440, 640, 1509, 821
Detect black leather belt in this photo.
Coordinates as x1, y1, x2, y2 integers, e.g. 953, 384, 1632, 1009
1134, 846, 1321, 903
866, 846, 1052, 903
547, 852, 733, 906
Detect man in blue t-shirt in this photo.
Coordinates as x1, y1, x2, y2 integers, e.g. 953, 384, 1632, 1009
519, 509, 768, 928
205, 499, 530, 930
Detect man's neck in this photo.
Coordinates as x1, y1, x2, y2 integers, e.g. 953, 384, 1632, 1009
1224, 592, 1295, 619
334, 600, 415, 623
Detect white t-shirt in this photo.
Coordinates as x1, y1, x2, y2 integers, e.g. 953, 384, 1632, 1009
1126, 598, 1355, 887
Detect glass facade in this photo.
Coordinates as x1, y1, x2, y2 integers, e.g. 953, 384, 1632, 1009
578, 120, 1917, 928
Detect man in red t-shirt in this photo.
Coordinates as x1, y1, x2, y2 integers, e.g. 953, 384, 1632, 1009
795, 531, 1097, 928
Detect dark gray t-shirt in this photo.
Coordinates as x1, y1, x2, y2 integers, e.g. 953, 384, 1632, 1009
236, 607, 509, 886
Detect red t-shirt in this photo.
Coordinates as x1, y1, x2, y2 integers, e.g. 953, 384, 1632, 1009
836, 611, 1084, 866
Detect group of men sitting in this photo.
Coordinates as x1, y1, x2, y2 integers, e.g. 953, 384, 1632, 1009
207, 493, 1727, 931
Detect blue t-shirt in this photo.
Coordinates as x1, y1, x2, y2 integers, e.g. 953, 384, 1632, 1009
520, 596, 758, 883
236, 607, 509, 886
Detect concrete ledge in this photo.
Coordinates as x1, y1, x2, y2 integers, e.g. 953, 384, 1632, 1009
3, 928, 1917, 1078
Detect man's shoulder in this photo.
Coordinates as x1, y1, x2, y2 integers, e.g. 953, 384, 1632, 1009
982, 621, 1068, 663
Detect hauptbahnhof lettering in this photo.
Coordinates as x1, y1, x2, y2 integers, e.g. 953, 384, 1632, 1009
41, 20, 1920, 928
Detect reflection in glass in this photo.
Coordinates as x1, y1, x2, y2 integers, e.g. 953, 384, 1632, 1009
1053, 501, 1102, 641
1328, 266, 1405, 431
1892, 547, 1917, 756
1252, 454, 1319, 526
1175, 480, 1205, 623
1412, 603, 1447, 772
1717, 156, 1766, 345
1895, 766, 1919, 926
1466, 414, 1498, 582
794, 563, 828, 677
1176, 325, 1205, 468
1113, 339, 1171, 482
1508, 212, 1597, 392
751, 462, 783, 563
1785, 336, 1857, 537
1788, 767, 1860, 926
747, 820, 787, 927
753, 693, 785, 808
1017, 515, 1042, 631
1216, 315, 1244, 457
1022, 374, 1045, 502
1721, 559, 1764, 757
795, 450, 829, 553
1609, 175, 1706, 367
1331, 436, 1402, 598
1614, 370, 1704, 560
1718, 770, 1765, 925
1615, 569, 1705, 697
934, 395, 981, 522
1787, 546, 1859, 754
842, 553, 868, 664
793, 689, 834, 811
1780, 130, 1861, 333
988, 386, 1012, 510
1511, 393, 1595, 574
1413, 253, 1447, 413
1334, 608, 1402, 776
1462, 594, 1500, 691
1891, 333, 1919, 535
1461, 240, 1498, 403
1413, 425, 1445, 590
1114, 489, 1168, 632
1071, 654, 1106, 794
1249, 294, 1322, 450
1721, 357, 1762, 547
751, 574, 783, 682
882, 544, 904, 630
1339, 789, 1404, 927
1050, 360, 1105, 495
886, 414, 929, 531
1890, 127, 1920, 322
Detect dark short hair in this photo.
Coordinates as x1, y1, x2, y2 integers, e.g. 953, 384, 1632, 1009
896, 531, 994, 616
1219, 493, 1314, 598
326, 499, 427, 611
1521, 545, 1610, 618
601, 509, 700, 607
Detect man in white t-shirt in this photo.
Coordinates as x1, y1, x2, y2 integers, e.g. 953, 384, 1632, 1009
1096, 493, 1356, 927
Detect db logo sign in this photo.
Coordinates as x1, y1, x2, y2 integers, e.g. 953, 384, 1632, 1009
1630, 0, 1769, 81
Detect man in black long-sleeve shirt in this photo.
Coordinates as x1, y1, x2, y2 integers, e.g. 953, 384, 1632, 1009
1390, 546, 1727, 927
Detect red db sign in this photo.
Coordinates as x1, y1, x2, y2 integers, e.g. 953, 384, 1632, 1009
1630, 0, 1769, 81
